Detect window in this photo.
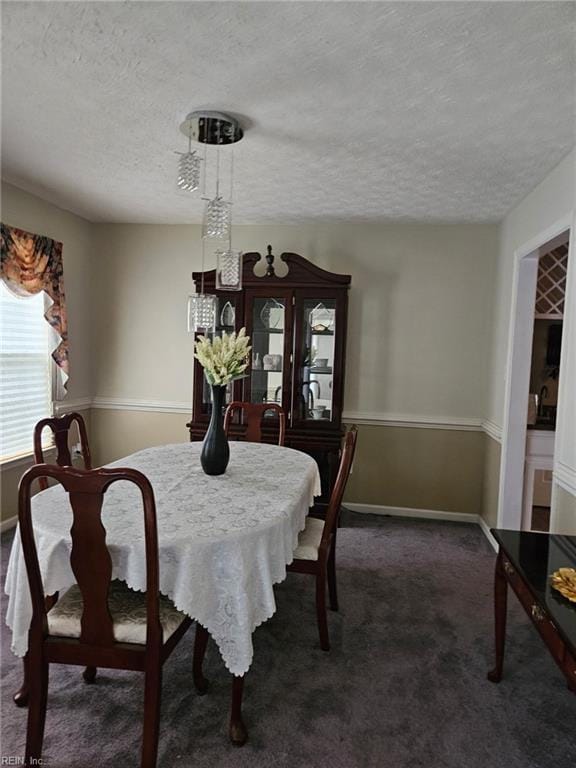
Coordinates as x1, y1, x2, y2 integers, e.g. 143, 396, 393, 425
0, 282, 52, 461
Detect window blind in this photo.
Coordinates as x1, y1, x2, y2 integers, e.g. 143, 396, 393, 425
0, 283, 52, 461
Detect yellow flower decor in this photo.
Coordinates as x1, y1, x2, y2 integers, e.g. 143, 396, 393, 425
194, 328, 251, 386
550, 568, 576, 604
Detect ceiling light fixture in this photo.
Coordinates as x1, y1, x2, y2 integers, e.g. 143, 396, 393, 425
180, 111, 245, 333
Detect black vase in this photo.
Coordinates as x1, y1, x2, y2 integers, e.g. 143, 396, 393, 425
201, 385, 230, 475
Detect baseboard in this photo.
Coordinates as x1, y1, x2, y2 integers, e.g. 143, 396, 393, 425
476, 515, 499, 552
0, 515, 17, 533
345, 502, 499, 552
345, 502, 478, 524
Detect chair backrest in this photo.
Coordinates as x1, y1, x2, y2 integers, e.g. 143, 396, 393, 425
321, 426, 358, 548
223, 401, 286, 446
34, 412, 92, 491
18, 464, 162, 650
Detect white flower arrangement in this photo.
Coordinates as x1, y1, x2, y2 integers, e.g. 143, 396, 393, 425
194, 328, 252, 386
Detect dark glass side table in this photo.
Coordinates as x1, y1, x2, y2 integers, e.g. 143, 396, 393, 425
487, 530, 576, 691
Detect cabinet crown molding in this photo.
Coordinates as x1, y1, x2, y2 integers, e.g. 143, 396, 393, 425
193, 247, 351, 289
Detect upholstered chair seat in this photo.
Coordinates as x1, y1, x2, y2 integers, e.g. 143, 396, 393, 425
293, 517, 325, 561
48, 580, 187, 645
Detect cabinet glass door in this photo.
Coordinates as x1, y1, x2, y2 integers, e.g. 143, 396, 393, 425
249, 297, 286, 406
297, 298, 336, 422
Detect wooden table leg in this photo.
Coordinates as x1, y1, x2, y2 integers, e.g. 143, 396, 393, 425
193, 623, 210, 695
487, 549, 507, 683
229, 674, 247, 746
14, 653, 29, 707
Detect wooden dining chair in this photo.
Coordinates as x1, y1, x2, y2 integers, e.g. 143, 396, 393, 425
34, 412, 92, 490
18, 463, 193, 768
223, 401, 286, 446
287, 425, 358, 651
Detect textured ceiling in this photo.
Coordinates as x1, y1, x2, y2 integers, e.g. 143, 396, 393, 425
1, 1, 575, 224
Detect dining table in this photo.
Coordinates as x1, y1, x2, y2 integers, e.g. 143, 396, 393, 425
5, 440, 321, 744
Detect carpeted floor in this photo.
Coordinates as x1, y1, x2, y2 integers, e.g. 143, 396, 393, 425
1, 513, 575, 767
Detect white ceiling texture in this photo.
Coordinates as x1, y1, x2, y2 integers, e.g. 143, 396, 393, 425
2, 1, 575, 224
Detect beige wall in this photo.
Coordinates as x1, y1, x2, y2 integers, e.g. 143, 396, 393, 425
1, 182, 95, 522
88, 221, 498, 517
481, 434, 501, 528
93, 222, 498, 419
340, 424, 485, 515
90, 409, 187, 466
1, 455, 38, 525
553, 486, 576, 534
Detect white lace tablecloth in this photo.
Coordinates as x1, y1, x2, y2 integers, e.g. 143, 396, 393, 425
5, 442, 321, 676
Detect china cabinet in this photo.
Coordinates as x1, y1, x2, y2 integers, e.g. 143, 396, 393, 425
187, 246, 351, 511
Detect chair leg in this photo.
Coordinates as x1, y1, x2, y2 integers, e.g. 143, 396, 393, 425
14, 654, 30, 707
193, 623, 210, 695
327, 537, 338, 612
229, 674, 247, 746
83, 666, 97, 684
24, 651, 48, 765
316, 571, 330, 652
141, 664, 162, 768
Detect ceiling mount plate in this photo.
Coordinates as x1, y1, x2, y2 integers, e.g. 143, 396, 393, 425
179, 111, 243, 146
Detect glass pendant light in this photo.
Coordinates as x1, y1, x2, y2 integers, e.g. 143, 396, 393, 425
187, 240, 216, 333
215, 249, 243, 291
176, 131, 201, 192
177, 152, 201, 192
213, 147, 243, 291
202, 145, 232, 240
203, 196, 231, 239
187, 293, 216, 333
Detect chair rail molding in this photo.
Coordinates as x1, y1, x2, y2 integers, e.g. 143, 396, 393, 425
91, 397, 191, 414
53, 397, 92, 414
46, 398, 508, 443
87, 399, 496, 433
342, 411, 483, 431
555, 462, 576, 496
481, 419, 503, 443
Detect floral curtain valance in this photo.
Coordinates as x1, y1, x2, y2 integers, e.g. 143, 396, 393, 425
1, 223, 69, 389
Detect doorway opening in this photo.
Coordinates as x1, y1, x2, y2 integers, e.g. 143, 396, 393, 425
523, 232, 569, 531
498, 220, 571, 531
